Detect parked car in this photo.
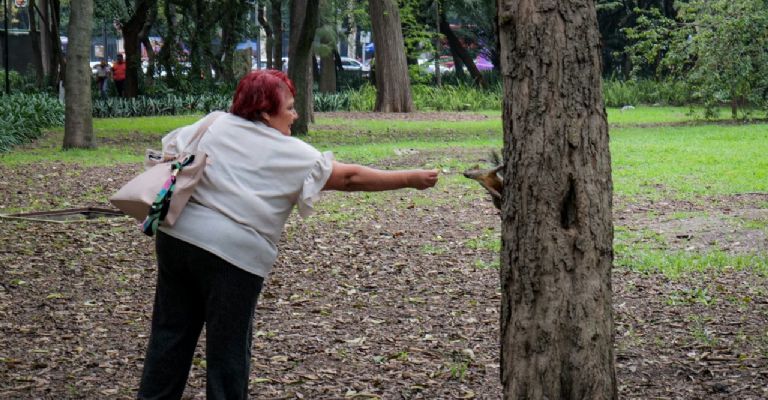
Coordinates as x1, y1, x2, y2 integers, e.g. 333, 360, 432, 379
418, 56, 454, 74
340, 57, 370, 72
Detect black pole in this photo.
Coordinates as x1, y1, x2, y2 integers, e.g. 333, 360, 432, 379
4, 0, 9, 95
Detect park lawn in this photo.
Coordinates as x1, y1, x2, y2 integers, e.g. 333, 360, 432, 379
1, 106, 765, 200
611, 123, 768, 199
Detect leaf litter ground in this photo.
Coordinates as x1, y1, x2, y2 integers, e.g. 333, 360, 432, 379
1, 129, 767, 399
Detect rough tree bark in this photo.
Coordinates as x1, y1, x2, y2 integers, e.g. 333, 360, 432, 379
63, 0, 94, 149
369, 0, 413, 112
497, 0, 617, 398
288, 0, 319, 136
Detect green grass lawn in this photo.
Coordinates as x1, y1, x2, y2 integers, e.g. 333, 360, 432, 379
2, 106, 766, 200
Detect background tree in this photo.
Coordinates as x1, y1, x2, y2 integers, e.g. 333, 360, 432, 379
369, 0, 413, 112
257, 1, 274, 69
32, 0, 65, 90
288, 0, 320, 136
624, 0, 768, 118
438, 2, 486, 87
497, 0, 616, 397
214, 0, 252, 82
316, 0, 341, 94
118, 0, 157, 98
63, 0, 94, 149
597, 0, 679, 78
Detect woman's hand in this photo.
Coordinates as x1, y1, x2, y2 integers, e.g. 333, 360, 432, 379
408, 169, 439, 190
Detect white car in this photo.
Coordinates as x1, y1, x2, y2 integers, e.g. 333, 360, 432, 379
340, 57, 370, 72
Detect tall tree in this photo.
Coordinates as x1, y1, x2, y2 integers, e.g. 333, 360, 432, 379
288, 0, 319, 136
63, 0, 94, 149
119, 0, 156, 97
271, 0, 284, 71
316, 0, 340, 93
157, 0, 180, 86
214, 0, 251, 82
497, 0, 616, 398
439, 4, 486, 88
369, 0, 413, 112
257, 2, 274, 69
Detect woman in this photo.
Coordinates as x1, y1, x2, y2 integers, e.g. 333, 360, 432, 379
137, 70, 438, 399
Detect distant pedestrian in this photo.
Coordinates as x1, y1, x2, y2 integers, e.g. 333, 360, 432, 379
93, 59, 111, 98
112, 54, 126, 97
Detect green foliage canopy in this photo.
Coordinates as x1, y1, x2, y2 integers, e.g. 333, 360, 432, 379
624, 0, 768, 117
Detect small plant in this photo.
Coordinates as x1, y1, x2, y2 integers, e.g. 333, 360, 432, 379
667, 287, 716, 306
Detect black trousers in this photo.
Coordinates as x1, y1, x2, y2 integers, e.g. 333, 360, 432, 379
137, 231, 264, 400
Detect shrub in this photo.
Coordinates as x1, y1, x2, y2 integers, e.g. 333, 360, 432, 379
92, 94, 231, 118
0, 94, 64, 152
603, 78, 692, 107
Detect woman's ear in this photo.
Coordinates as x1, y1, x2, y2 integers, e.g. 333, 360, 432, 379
261, 112, 270, 123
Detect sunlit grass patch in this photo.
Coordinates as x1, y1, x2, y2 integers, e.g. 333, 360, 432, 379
615, 248, 768, 278
611, 123, 768, 199
465, 228, 501, 252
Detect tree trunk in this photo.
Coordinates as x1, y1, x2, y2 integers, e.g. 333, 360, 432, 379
121, 0, 155, 98
497, 0, 616, 398
271, 0, 283, 71
288, 0, 319, 136
158, 2, 179, 86
47, 0, 65, 87
63, 0, 94, 149
258, 4, 273, 69
440, 12, 486, 88
369, 0, 413, 112
29, 0, 45, 87
139, 2, 158, 86
319, 52, 336, 93
36, 0, 52, 81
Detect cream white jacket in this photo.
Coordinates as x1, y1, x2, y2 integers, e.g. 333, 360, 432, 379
159, 112, 333, 278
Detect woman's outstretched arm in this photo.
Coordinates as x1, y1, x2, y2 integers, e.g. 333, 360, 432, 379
323, 161, 438, 192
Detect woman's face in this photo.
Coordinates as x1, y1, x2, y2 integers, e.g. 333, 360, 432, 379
263, 89, 298, 136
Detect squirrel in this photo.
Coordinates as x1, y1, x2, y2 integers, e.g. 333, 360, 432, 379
463, 151, 504, 210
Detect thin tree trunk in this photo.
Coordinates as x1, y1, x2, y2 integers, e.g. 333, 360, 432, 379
48, 0, 65, 87
121, 0, 155, 98
28, 0, 45, 87
35, 0, 52, 81
319, 52, 336, 93
440, 11, 486, 88
271, 0, 283, 71
288, 0, 319, 136
369, 0, 413, 112
63, 0, 94, 149
139, 2, 158, 86
498, 0, 616, 398
258, 4, 273, 69
158, 2, 178, 86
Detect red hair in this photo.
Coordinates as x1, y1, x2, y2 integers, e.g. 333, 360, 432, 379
230, 70, 296, 122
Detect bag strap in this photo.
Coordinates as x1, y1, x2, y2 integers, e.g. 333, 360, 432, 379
182, 111, 225, 153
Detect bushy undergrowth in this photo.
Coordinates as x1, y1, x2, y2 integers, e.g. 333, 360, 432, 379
315, 83, 501, 112
92, 94, 231, 118
0, 94, 64, 152
603, 78, 691, 107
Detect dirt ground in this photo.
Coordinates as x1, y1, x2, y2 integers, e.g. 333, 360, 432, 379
0, 142, 767, 399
